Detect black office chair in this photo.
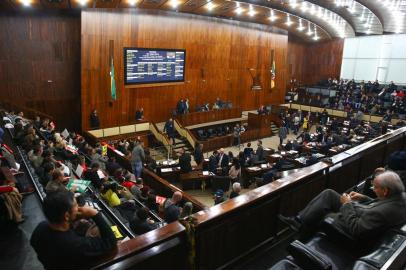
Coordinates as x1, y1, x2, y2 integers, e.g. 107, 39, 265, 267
197, 129, 207, 140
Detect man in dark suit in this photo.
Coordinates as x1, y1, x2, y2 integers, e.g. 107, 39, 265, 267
135, 108, 144, 121
90, 109, 100, 129
279, 171, 406, 239
178, 148, 192, 173
164, 118, 176, 144
217, 148, 229, 169
208, 150, 218, 173
255, 140, 264, 161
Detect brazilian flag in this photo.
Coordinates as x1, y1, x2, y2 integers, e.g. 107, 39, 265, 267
110, 57, 117, 101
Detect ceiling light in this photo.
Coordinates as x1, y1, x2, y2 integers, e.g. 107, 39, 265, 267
169, 0, 179, 8
248, 5, 256, 17
297, 19, 305, 31
269, 10, 277, 21
235, 7, 244, 15
20, 0, 31, 6
289, 0, 298, 9
206, 1, 215, 11
307, 21, 313, 36
128, 0, 136, 6
77, 0, 88, 6
285, 14, 293, 26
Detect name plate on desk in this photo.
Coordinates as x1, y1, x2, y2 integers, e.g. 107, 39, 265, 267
161, 168, 174, 173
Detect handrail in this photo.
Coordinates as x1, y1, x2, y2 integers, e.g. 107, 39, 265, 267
149, 122, 172, 155
173, 119, 197, 150
189, 126, 406, 269
91, 222, 186, 270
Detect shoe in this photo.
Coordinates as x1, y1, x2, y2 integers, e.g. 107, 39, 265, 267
278, 214, 302, 232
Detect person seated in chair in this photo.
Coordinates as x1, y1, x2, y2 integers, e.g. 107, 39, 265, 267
130, 207, 158, 235
243, 142, 253, 160
163, 191, 183, 223
279, 171, 406, 239
178, 148, 192, 173
30, 191, 117, 270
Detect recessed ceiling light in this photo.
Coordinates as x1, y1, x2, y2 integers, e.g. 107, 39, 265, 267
285, 14, 293, 26
169, 0, 179, 8
235, 7, 244, 15
206, 2, 215, 11
128, 0, 137, 6
20, 0, 31, 6
269, 10, 277, 22
77, 0, 88, 6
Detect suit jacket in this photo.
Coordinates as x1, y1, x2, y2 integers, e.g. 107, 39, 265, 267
256, 146, 264, 161
179, 153, 192, 173
193, 147, 203, 165
217, 153, 229, 168
208, 155, 218, 173
333, 193, 406, 239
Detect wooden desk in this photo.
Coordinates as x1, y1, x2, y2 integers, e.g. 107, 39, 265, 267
180, 171, 213, 190
176, 108, 242, 126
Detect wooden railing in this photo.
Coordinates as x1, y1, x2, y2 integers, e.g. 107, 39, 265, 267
189, 127, 406, 269
149, 122, 172, 154
0, 100, 54, 122
174, 119, 198, 150
288, 102, 403, 124
4, 103, 405, 270
176, 107, 242, 126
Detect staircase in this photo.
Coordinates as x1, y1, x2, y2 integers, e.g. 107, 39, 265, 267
172, 136, 193, 157
270, 122, 279, 135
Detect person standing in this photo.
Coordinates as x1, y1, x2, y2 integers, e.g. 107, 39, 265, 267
135, 108, 144, 121
278, 124, 288, 145
164, 118, 176, 145
178, 148, 192, 173
233, 124, 242, 147
90, 109, 100, 129
131, 141, 145, 178
193, 143, 204, 169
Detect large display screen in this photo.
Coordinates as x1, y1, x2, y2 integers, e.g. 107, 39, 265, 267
124, 48, 186, 85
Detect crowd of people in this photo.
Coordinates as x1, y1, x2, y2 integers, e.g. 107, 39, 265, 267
1, 110, 200, 269
300, 78, 406, 119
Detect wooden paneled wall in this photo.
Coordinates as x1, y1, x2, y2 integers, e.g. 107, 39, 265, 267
287, 37, 344, 86
81, 10, 288, 130
0, 13, 81, 130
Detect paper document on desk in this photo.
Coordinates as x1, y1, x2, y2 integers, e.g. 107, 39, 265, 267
161, 168, 173, 173
203, 171, 209, 176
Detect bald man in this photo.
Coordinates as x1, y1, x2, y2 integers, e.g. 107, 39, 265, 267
279, 171, 406, 239
163, 191, 183, 223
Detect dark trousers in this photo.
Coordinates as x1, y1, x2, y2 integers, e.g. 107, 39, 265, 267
298, 189, 342, 227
